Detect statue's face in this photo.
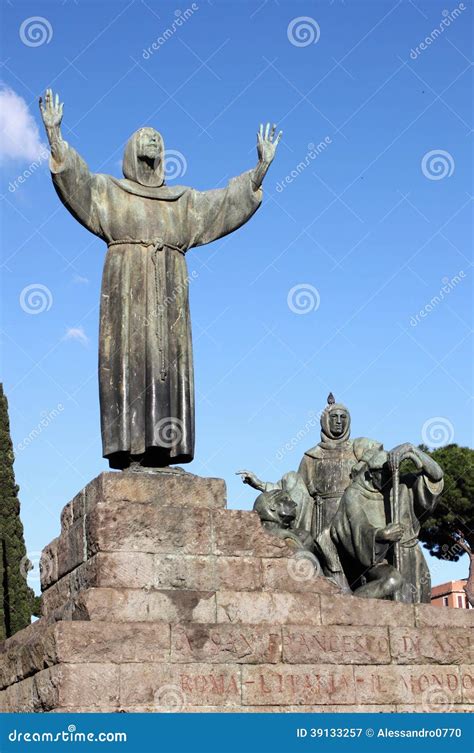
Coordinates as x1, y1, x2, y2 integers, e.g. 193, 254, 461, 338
274, 494, 297, 528
370, 465, 390, 492
137, 128, 161, 161
328, 409, 347, 437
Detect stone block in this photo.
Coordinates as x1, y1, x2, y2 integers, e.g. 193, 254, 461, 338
261, 557, 338, 594
0, 621, 56, 690
170, 624, 281, 664
320, 593, 415, 627
460, 665, 474, 703
55, 622, 170, 664
216, 556, 262, 591
390, 627, 473, 665
242, 664, 355, 705
86, 471, 226, 510
282, 626, 390, 665
74, 588, 216, 624
120, 663, 241, 708
415, 603, 474, 629
212, 510, 291, 557
216, 591, 321, 625
354, 665, 462, 706
154, 555, 216, 591
40, 538, 59, 591
57, 519, 85, 580
86, 503, 212, 556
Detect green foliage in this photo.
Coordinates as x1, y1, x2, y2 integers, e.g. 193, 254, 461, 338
418, 444, 474, 561
0, 384, 36, 638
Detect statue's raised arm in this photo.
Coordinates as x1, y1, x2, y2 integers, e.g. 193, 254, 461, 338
39, 88, 101, 237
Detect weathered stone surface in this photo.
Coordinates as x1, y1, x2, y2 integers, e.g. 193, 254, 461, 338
40, 538, 59, 591
87, 472, 226, 510
320, 593, 415, 627
55, 622, 170, 664
120, 663, 241, 708
154, 555, 216, 591
216, 556, 262, 591
282, 626, 390, 665
216, 591, 321, 625
415, 603, 474, 629
0, 621, 56, 691
242, 664, 355, 705
57, 519, 85, 580
4, 472, 473, 714
86, 503, 212, 557
74, 588, 216, 623
262, 558, 338, 594
354, 665, 462, 706
171, 624, 281, 664
212, 510, 292, 557
49, 664, 120, 710
390, 627, 473, 665
460, 665, 474, 703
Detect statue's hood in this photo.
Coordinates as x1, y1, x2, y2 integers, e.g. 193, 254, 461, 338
319, 401, 351, 447
123, 127, 165, 187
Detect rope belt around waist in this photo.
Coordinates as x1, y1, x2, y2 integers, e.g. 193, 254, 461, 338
314, 490, 347, 501
107, 238, 185, 255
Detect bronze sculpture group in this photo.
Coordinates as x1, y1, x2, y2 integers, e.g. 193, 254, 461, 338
40, 89, 444, 606
239, 394, 444, 605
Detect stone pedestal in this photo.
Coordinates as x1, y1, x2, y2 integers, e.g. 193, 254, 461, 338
0, 471, 472, 712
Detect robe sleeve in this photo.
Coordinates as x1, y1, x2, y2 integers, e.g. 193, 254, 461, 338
186, 170, 262, 248
406, 473, 443, 519
50, 143, 104, 238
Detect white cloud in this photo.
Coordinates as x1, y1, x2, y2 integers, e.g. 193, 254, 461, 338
73, 274, 89, 285
64, 326, 89, 346
0, 85, 47, 163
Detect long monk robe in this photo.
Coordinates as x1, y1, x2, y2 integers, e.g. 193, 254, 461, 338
50, 135, 262, 468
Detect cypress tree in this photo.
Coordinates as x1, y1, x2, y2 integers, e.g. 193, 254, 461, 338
0, 383, 36, 638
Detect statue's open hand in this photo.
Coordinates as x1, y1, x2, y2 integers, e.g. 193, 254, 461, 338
376, 523, 404, 543
235, 469, 259, 487
257, 123, 282, 164
39, 89, 63, 129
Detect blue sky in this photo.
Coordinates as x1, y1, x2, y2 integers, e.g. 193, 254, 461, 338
0, 0, 472, 592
